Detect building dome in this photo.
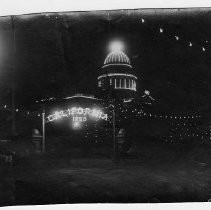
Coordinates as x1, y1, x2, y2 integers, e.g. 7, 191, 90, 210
103, 51, 131, 67
97, 47, 137, 101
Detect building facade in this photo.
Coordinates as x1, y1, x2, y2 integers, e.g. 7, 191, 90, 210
97, 49, 137, 101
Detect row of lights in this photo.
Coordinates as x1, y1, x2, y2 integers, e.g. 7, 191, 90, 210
0, 105, 40, 116
105, 103, 210, 142
166, 119, 210, 142
0, 103, 206, 123
140, 18, 208, 53
114, 105, 202, 120
43, 14, 209, 54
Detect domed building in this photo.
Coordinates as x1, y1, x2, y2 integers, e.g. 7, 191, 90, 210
31, 40, 168, 153
97, 48, 137, 101
30, 40, 206, 154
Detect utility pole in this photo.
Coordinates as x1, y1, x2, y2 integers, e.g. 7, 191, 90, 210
11, 15, 16, 136
42, 110, 46, 153
112, 108, 116, 158
112, 102, 119, 160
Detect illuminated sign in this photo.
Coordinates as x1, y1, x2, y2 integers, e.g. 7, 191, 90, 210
73, 116, 87, 122
46, 107, 108, 123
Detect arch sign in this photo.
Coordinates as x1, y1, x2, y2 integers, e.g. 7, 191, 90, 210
46, 107, 108, 123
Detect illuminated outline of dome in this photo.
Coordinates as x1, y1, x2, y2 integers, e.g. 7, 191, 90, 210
103, 51, 131, 66
98, 47, 137, 96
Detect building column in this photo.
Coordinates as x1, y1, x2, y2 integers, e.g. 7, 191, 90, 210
124, 79, 126, 89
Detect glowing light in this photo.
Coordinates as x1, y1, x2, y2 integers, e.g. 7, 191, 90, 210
64, 94, 98, 100
109, 40, 124, 52
141, 18, 145, 23
72, 121, 81, 129
123, 99, 133, 103
91, 109, 100, 118
4, 105, 6, 108
115, 87, 136, 91
175, 36, 179, 40
98, 73, 137, 80
160, 28, 163, 33
73, 116, 86, 122
54, 111, 63, 119
103, 50, 131, 65
202, 47, 206, 51
189, 42, 192, 47
144, 90, 150, 95
78, 107, 84, 115
102, 63, 132, 68
46, 107, 107, 123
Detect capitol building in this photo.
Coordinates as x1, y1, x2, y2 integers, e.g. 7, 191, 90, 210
43, 40, 154, 123
97, 45, 137, 101
39, 40, 155, 146
34, 40, 207, 151
43, 40, 153, 115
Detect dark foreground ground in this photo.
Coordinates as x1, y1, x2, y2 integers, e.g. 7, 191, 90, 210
1, 141, 211, 206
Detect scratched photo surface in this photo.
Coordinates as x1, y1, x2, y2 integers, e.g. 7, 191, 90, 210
0, 8, 211, 206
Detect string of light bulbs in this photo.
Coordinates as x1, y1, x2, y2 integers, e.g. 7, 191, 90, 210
140, 18, 208, 54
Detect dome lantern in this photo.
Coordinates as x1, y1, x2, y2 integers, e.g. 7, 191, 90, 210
103, 51, 131, 67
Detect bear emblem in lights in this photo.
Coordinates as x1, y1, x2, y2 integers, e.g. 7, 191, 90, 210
46, 107, 108, 128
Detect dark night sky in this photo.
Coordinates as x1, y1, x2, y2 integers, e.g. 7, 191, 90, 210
0, 8, 210, 113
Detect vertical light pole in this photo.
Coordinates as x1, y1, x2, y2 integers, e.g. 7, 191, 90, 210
11, 15, 16, 136
42, 110, 46, 153
112, 104, 118, 160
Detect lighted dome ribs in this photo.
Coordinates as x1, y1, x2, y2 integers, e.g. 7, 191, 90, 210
98, 48, 137, 101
